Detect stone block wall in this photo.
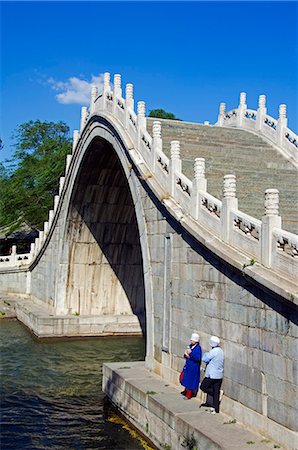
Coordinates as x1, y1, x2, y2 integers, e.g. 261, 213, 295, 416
138, 175, 297, 433
0, 269, 28, 296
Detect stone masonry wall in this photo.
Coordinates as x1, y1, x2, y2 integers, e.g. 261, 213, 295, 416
138, 176, 297, 433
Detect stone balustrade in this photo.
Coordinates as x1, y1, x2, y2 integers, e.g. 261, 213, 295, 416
1, 72, 297, 285
216, 93, 298, 165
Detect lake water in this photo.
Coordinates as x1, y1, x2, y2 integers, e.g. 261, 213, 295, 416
0, 319, 149, 450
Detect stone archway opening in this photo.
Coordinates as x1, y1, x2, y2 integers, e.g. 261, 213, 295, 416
65, 137, 146, 335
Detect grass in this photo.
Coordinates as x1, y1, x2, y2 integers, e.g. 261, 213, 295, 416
146, 390, 157, 395
223, 419, 236, 424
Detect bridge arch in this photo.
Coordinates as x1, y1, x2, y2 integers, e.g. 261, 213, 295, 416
54, 116, 154, 353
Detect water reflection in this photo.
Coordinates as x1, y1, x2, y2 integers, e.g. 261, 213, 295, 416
0, 319, 146, 449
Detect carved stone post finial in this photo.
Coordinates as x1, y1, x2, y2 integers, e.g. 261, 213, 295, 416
220, 102, 226, 114
239, 92, 247, 106
194, 158, 205, 180
91, 84, 98, 98
261, 188, 281, 268
191, 157, 207, 218
90, 85, 98, 114
152, 121, 161, 139
152, 121, 162, 173
237, 92, 247, 127
221, 174, 238, 243
72, 129, 79, 152
258, 94, 266, 109
124, 83, 134, 128
257, 95, 267, 131
170, 141, 180, 160
137, 101, 146, 117
114, 74, 122, 96
223, 174, 236, 198
276, 104, 288, 146
218, 102, 226, 127
80, 106, 87, 131
104, 72, 110, 90
279, 104, 287, 119
264, 189, 279, 216
126, 83, 133, 99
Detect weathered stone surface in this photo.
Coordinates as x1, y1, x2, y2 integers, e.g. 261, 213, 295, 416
103, 362, 285, 450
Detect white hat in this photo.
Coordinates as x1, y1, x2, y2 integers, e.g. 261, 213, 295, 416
190, 332, 200, 342
209, 336, 220, 347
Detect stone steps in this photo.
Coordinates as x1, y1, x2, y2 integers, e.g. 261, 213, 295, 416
147, 118, 298, 234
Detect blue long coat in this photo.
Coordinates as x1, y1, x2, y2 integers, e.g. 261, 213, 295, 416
181, 343, 202, 391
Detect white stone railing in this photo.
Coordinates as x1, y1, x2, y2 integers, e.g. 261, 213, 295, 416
1, 72, 297, 286
216, 93, 298, 165
0, 245, 32, 267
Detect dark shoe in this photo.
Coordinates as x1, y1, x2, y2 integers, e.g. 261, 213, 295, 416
180, 390, 186, 396
200, 402, 212, 408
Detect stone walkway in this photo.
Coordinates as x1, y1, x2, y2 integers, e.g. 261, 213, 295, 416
103, 361, 285, 450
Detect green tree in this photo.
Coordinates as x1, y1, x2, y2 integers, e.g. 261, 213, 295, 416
148, 109, 181, 120
0, 120, 72, 232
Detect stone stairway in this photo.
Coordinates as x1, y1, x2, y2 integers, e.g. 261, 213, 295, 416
147, 118, 298, 234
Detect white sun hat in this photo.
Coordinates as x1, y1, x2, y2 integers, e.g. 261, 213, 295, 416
209, 336, 220, 347
190, 332, 200, 342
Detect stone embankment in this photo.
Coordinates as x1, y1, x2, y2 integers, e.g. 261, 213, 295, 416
0, 296, 17, 319
103, 362, 286, 450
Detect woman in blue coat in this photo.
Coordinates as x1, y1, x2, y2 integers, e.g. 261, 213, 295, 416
180, 332, 202, 399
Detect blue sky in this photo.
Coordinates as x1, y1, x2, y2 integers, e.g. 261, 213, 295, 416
1, 1, 297, 163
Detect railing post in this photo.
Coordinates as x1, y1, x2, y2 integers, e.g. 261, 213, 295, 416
152, 121, 162, 173
30, 242, 35, 259
59, 177, 65, 195
261, 189, 282, 268
256, 95, 267, 132
217, 102, 226, 126
89, 84, 98, 115
72, 130, 79, 153
237, 92, 247, 127
102, 72, 111, 110
11, 245, 17, 265
191, 158, 207, 220
137, 101, 146, 150
113, 74, 122, 114
221, 174, 238, 243
276, 104, 288, 147
44, 221, 49, 236
66, 154, 72, 173
48, 209, 54, 228
169, 141, 181, 196
80, 106, 87, 132
125, 83, 134, 128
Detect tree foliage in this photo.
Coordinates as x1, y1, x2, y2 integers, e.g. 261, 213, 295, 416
0, 120, 72, 232
148, 109, 181, 120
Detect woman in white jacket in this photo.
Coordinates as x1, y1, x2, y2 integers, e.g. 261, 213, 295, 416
200, 336, 224, 414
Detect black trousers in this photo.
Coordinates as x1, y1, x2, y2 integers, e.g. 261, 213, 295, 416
200, 377, 222, 413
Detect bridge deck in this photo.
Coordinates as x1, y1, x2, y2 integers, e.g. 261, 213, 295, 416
147, 118, 298, 234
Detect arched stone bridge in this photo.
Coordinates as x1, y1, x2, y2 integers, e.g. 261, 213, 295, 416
0, 73, 297, 447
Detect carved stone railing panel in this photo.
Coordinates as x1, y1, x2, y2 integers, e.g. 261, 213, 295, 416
284, 127, 298, 155
243, 109, 257, 130
174, 170, 192, 210
230, 210, 262, 259
224, 109, 237, 126
198, 192, 221, 236
271, 228, 298, 279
